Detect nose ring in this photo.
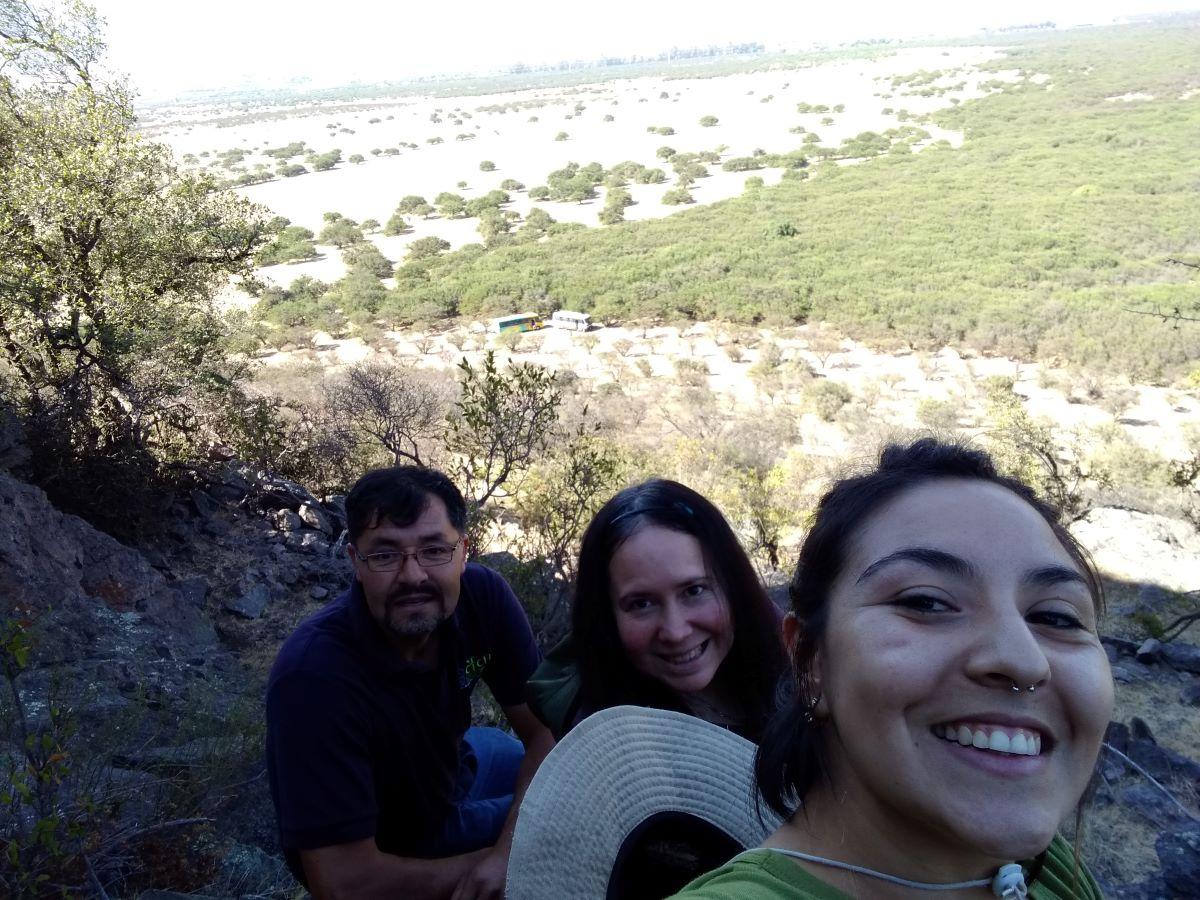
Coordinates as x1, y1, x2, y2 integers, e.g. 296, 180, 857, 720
1011, 680, 1037, 693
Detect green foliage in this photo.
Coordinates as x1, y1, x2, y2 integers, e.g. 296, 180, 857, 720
435, 191, 468, 217
448, 351, 562, 506
722, 156, 766, 172
1130, 610, 1166, 639
661, 186, 693, 206
983, 378, 1107, 521
528, 185, 550, 200
264, 140, 306, 159
523, 207, 556, 235
396, 195, 429, 214
511, 430, 625, 636
554, 131, 569, 141
805, 379, 851, 421
598, 206, 624, 226
318, 218, 364, 247
405, 236, 451, 261
255, 224, 316, 265
0, 3, 270, 527
277, 162, 307, 177
383, 209, 411, 235
342, 242, 393, 278
500, 178, 525, 191
309, 148, 341, 170
479, 159, 496, 171
699, 115, 719, 127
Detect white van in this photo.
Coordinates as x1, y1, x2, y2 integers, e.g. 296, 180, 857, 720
549, 310, 592, 332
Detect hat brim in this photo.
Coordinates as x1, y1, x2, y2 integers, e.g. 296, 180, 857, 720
506, 705, 781, 899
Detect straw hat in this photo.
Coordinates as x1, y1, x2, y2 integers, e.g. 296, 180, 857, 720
506, 705, 781, 899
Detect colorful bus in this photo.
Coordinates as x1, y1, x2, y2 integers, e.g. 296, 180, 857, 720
548, 310, 592, 332
488, 313, 543, 334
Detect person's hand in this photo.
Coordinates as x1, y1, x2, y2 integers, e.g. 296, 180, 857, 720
450, 847, 508, 900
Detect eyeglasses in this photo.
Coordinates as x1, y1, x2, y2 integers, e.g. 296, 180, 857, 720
353, 541, 461, 572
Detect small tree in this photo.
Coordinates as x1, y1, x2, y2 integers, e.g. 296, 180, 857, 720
699, 115, 719, 127
448, 351, 562, 507
396, 195, 430, 215
662, 186, 693, 206
324, 361, 448, 466
479, 159, 496, 171
405, 236, 451, 261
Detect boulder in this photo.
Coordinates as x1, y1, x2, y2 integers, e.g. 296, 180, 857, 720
1156, 824, 1200, 898
1162, 642, 1200, 675
222, 582, 271, 620
1126, 718, 1200, 787
1181, 679, 1200, 707
249, 471, 321, 514
1120, 784, 1195, 827
271, 508, 304, 533
189, 489, 220, 519
1101, 636, 1137, 662
1135, 638, 1162, 664
298, 502, 333, 536
174, 577, 209, 609
0, 472, 218, 661
1071, 509, 1200, 593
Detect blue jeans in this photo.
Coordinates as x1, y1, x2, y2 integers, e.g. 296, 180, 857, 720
431, 726, 524, 856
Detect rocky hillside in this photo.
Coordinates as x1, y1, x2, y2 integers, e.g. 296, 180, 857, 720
1, 463, 1197, 898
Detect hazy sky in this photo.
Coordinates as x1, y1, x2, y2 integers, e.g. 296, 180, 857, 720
88, 0, 1198, 99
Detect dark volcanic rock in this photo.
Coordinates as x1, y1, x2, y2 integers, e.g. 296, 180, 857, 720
1157, 824, 1200, 898
1121, 784, 1195, 827
1135, 638, 1162, 664
1162, 642, 1200, 675
0, 472, 218, 661
1181, 679, 1200, 706
222, 581, 272, 620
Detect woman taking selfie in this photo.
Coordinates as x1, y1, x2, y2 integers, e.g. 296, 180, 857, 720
528, 478, 786, 741
675, 439, 1111, 899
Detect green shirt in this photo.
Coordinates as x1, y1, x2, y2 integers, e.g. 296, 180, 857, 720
672, 835, 1102, 899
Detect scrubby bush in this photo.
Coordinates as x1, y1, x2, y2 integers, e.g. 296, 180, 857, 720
662, 187, 694, 206
406, 236, 451, 261
805, 380, 852, 421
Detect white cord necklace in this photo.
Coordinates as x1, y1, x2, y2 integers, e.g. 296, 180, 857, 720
746, 848, 1028, 898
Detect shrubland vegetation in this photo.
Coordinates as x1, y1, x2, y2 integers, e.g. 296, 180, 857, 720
239, 22, 1200, 383
3, 7, 1200, 892
0, 0, 272, 533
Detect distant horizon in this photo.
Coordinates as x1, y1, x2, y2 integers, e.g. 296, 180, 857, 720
89, 0, 1200, 102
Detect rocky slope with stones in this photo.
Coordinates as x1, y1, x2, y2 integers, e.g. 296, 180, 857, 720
1, 463, 1198, 898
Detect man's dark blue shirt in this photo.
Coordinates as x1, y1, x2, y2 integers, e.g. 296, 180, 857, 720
266, 562, 540, 876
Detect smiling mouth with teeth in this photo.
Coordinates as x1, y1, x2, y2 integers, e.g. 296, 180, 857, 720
661, 639, 709, 665
932, 723, 1043, 757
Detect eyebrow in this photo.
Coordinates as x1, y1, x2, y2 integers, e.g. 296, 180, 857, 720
365, 533, 453, 548
856, 550, 1089, 593
856, 548, 977, 584
1022, 565, 1089, 590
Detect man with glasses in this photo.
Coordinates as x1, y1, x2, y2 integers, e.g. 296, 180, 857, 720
266, 466, 553, 900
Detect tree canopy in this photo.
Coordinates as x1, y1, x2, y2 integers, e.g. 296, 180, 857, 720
0, 0, 271, 524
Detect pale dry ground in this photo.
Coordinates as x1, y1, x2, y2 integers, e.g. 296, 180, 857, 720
253, 320, 1200, 587
149, 46, 1024, 299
